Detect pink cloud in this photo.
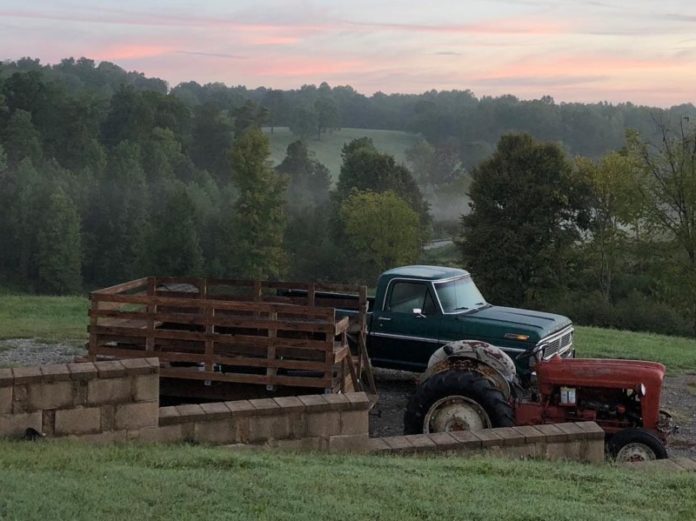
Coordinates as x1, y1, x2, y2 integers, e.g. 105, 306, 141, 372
346, 17, 573, 35
242, 57, 368, 78
479, 53, 687, 84
93, 44, 172, 61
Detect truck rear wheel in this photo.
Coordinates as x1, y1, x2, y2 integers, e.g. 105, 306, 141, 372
404, 370, 514, 435
607, 428, 668, 462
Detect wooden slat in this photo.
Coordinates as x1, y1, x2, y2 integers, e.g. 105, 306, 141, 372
334, 316, 349, 335
160, 367, 331, 388
92, 346, 329, 372
91, 277, 150, 295
92, 293, 333, 317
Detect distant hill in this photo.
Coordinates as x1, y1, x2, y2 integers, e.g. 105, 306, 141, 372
264, 127, 421, 181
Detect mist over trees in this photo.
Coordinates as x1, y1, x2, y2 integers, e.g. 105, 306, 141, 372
2, 56, 696, 338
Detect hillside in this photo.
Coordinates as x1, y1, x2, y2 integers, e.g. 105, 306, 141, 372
264, 127, 421, 180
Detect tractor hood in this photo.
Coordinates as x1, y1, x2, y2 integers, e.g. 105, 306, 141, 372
536, 357, 665, 391
456, 305, 572, 344
536, 357, 666, 428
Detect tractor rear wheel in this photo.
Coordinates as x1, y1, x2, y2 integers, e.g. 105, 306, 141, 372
607, 428, 668, 462
404, 370, 514, 435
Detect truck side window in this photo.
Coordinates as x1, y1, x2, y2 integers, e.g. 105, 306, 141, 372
423, 289, 438, 315
388, 282, 437, 314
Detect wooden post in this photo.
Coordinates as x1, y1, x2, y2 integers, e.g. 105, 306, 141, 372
266, 311, 277, 391
87, 294, 98, 361
146, 277, 156, 353
358, 286, 377, 396
308, 283, 316, 307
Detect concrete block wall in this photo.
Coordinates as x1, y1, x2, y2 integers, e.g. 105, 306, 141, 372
145, 392, 372, 449
0, 358, 159, 439
359, 422, 606, 463
1, 358, 605, 464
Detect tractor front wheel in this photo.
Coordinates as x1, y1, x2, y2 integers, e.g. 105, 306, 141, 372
404, 370, 514, 435
607, 428, 668, 462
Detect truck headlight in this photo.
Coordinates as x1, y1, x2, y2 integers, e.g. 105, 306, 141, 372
529, 343, 546, 368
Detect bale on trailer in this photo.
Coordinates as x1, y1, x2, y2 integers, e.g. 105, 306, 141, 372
87, 277, 375, 399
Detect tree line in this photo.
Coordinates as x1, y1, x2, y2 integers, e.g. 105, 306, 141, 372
461, 122, 696, 337
3, 57, 696, 338
0, 60, 428, 294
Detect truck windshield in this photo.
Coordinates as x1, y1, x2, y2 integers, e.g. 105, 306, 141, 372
435, 277, 486, 313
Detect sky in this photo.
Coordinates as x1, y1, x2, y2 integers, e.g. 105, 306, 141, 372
1, 0, 695, 106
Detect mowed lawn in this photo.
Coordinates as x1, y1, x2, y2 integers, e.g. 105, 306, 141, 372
0, 441, 694, 521
0, 294, 88, 342
264, 127, 421, 180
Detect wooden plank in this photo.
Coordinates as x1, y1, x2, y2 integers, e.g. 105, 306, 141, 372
266, 311, 277, 388
91, 277, 150, 295
92, 346, 329, 372
92, 309, 205, 326
160, 367, 331, 388
333, 344, 349, 363
91, 293, 333, 317
334, 316, 349, 335
204, 297, 214, 371
92, 326, 333, 352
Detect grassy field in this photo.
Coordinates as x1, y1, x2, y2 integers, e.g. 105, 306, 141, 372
0, 294, 88, 342
264, 127, 421, 180
0, 293, 695, 372
574, 326, 696, 373
0, 441, 693, 521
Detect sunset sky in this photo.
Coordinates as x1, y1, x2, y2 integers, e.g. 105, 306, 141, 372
2, 0, 695, 106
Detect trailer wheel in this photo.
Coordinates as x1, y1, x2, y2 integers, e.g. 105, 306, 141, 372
608, 428, 668, 462
404, 370, 514, 435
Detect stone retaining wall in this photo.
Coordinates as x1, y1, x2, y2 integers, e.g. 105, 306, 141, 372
362, 422, 606, 463
0, 358, 159, 438
1, 358, 605, 464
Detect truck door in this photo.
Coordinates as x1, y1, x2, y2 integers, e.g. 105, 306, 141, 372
369, 280, 442, 371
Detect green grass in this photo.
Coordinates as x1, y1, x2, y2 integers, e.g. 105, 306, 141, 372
0, 294, 88, 342
574, 325, 696, 373
0, 441, 694, 521
264, 127, 421, 180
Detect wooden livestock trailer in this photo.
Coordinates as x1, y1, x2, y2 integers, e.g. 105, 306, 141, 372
87, 277, 376, 399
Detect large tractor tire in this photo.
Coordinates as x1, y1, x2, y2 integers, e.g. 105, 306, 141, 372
607, 428, 668, 462
404, 370, 514, 435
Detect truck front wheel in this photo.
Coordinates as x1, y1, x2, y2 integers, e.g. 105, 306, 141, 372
404, 370, 514, 435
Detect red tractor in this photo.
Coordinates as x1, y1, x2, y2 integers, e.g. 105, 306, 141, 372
404, 341, 676, 462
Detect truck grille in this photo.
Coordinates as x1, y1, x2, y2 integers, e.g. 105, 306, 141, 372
541, 327, 573, 358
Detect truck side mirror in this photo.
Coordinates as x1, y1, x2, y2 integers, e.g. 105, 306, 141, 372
413, 308, 425, 318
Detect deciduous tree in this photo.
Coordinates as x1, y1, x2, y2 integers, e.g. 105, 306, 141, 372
461, 133, 591, 306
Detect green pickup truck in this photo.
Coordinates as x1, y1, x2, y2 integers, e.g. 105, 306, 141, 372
342, 265, 574, 373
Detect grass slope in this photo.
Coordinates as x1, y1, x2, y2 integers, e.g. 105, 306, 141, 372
574, 325, 696, 373
0, 441, 694, 521
264, 127, 421, 180
0, 294, 695, 372
0, 294, 87, 342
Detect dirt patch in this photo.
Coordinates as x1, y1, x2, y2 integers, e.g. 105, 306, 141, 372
369, 368, 696, 458
0, 339, 86, 368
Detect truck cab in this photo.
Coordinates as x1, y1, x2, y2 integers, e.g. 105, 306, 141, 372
366, 265, 574, 372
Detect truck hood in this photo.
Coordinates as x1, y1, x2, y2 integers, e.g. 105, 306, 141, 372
457, 305, 572, 344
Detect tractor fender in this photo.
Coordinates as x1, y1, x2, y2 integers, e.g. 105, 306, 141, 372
422, 340, 517, 400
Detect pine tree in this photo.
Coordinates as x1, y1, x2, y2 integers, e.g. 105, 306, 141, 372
228, 128, 287, 279
35, 188, 82, 293
146, 184, 204, 276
